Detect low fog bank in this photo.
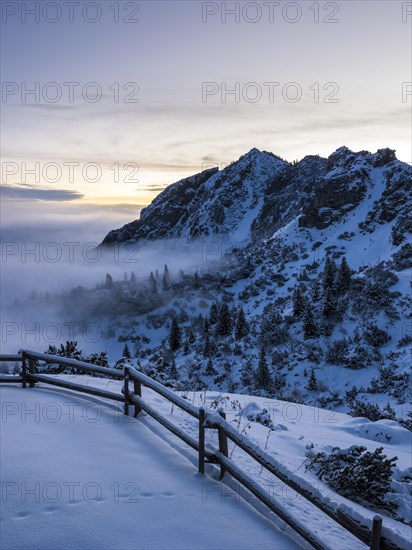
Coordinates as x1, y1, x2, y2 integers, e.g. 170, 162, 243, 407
1, 202, 231, 356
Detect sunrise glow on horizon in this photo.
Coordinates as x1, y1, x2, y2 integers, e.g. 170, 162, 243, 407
1, 1, 411, 212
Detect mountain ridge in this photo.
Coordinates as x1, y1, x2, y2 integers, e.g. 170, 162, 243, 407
101, 146, 410, 247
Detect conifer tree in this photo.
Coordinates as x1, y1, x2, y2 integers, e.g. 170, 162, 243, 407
203, 333, 211, 357
235, 308, 249, 339
303, 307, 318, 339
122, 344, 132, 359
204, 357, 217, 376
169, 358, 178, 379
323, 257, 337, 291
162, 264, 171, 292
105, 273, 114, 289
130, 271, 137, 289
202, 317, 210, 336
292, 285, 306, 317
322, 286, 337, 319
307, 367, 318, 391
217, 302, 232, 336
169, 318, 181, 351
149, 272, 157, 294
255, 348, 272, 392
312, 280, 321, 302
260, 306, 289, 346
209, 303, 218, 324
336, 256, 352, 294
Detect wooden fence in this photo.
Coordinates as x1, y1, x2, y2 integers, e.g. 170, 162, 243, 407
0, 351, 393, 550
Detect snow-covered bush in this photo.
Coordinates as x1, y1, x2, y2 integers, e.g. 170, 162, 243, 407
391, 243, 412, 271
325, 338, 349, 365
344, 345, 373, 369
348, 400, 383, 421
241, 404, 276, 430
305, 444, 398, 511
363, 323, 391, 348
368, 365, 410, 400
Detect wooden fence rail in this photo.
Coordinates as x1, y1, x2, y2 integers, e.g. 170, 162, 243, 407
0, 351, 397, 550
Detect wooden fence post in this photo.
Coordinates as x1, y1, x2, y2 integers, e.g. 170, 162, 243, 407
124, 367, 130, 416
133, 378, 142, 418
21, 353, 27, 389
28, 358, 36, 388
370, 515, 382, 550
198, 407, 205, 474
218, 410, 229, 480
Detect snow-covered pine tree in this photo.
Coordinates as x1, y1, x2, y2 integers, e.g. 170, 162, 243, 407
122, 344, 132, 359
130, 271, 137, 289
235, 307, 249, 339
255, 348, 272, 392
322, 286, 337, 319
202, 317, 210, 336
204, 357, 217, 376
303, 306, 318, 339
169, 318, 182, 351
194, 271, 200, 289
216, 302, 232, 336
162, 264, 171, 292
292, 285, 306, 317
260, 305, 289, 346
169, 357, 178, 379
307, 367, 318, 391
335, 256, 352, 294
105, 273, 114, 289
209, 303, 218, 324
149, 272, 157, 294
312, 280, 321, 302
323, 256, 337, 291
203, 334, 212, 357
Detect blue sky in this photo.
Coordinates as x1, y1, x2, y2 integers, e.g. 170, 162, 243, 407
1, 0, 411, 219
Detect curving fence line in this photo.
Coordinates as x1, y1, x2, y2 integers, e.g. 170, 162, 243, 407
0, 351, 394, 550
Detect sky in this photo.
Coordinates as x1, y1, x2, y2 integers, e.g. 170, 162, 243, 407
1, 0, 411, 234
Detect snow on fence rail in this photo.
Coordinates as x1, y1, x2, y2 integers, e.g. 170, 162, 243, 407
0, 352, 396, 550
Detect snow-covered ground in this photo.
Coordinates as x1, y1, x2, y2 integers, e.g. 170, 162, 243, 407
1, 379, 410, 549
0, 384, 302, 550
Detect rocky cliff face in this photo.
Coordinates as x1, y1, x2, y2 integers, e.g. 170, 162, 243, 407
102, 148, 287, 245
102, 146, 411, 246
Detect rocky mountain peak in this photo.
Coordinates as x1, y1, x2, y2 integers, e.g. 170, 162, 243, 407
102, 146, 411, 245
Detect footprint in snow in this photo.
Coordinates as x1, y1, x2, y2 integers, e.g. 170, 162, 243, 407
44, 506, 56, 514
